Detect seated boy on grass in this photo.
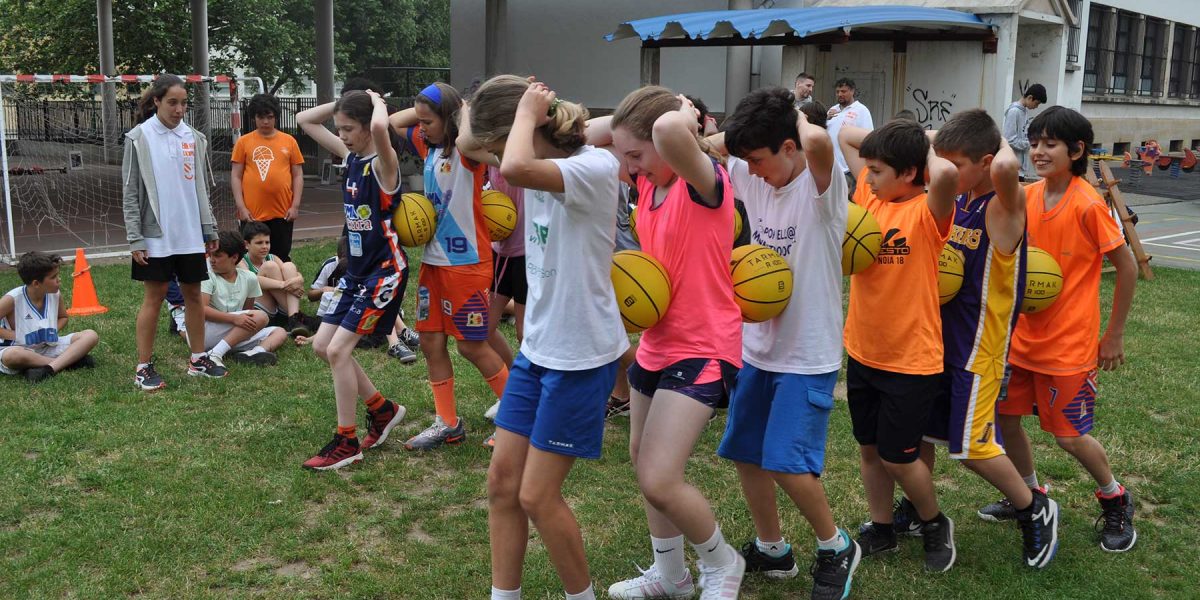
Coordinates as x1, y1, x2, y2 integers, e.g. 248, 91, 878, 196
196, 231, 288, 366
0, 251, 99, 383
240, 220, 312, 337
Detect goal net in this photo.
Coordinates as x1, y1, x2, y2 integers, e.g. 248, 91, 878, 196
0, 74, 247, 262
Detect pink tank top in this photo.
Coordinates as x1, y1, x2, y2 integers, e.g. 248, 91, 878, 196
488, 166, 526, 258
634, 163, 743, 371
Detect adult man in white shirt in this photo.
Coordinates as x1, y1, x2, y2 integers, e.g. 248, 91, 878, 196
826, 78, 874, 197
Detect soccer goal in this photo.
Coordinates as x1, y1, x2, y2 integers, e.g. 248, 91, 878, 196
0, 74, 263, 263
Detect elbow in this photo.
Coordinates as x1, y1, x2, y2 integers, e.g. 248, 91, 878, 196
498, 160, 530, 186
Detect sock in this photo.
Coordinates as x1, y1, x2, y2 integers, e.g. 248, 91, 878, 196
817, 529, 849, 552
921, 512, 945, 525
337, 425, 356, 439
755, 537, 789, 558
651, 535, 687, 584
364, 391, 386, 412
490, 587, 521, 600
190, 352, 205, 361
692, 525, 735, 569
564, 584, 595, 600
137, 362, 150, 371
211, 340, 232, 359
242, 346, 267, 356
1098, 478, 1122, 497
1022, 472, 1040, 489
431, 378, 458, 427
485, 365, 510, 399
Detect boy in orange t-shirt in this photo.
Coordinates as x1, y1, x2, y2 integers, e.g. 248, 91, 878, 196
988, 107, 1139, 553
232, 94, 305, 262
838, 120, 959, 572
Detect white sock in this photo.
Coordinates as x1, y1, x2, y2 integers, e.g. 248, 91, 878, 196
1099, 478, 1122, 496
755, 537, 788, 558
651, 535, 687, 583
490, 586, 521, 600
564, 584, 595, 600
1022, 472, 1040, 489
211, 340, 231, 359
136, 362, 150, 371
242, 346, 268, 356
692, 525, 735, 569
817, 529, 849, 552
190, 352, 205, 361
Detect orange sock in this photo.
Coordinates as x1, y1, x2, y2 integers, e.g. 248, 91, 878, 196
431, 378, 457, 427
337, 425, 356, 439
484, 366, 510, 399
363, 391, 386, 412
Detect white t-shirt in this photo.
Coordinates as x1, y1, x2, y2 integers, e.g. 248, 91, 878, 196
141, 116, 205, 257
827, 100, 874, 174
728, 156, 847, 375
201, 268, 262, 314
310, 255, 342, 317
520, 146, 629, 371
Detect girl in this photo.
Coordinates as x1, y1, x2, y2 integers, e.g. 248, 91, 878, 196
470, 75, 627, 600
294, 90, 408, 470
594, 87, 746, 599
389, 83, 509, 451
122, 74, 225, 390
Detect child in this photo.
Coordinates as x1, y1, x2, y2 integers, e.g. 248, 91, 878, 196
889, 109, 1060, 569
389, 83, 509, 451
198, 231, 287, 366
838, 119, 959, 572
295, 89, 408, 470
708, 87, 861, 598
470, 75, 629, 600
231, 92, 305, 262
592, 87, 746, 599
240, 220, 311, 337
123, 74, 226, 388
0, 252, 99, 383
989, 106, 1138, 552
483, 166, 527, 406
605, 181, 639, 419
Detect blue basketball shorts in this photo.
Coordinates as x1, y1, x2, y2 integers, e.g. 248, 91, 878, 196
717, 364, 838, 475
494, 353, 620, 460
322, 269, 407, 335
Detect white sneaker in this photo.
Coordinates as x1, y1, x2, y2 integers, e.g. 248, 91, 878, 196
607, 563, 695, 599
697, 550, 745, 599
484, 400, 501, 421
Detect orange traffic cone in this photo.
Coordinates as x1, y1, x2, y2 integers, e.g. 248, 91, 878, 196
67, 248, 108, 316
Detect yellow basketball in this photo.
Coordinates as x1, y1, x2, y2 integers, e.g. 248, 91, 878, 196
843, 202, 882, 275
393, 192, 436, 247
481, 189, 518, 240
938, 245, 965, 305
733, 207, 743, 241
1021, 247, 1064, 314
729, 244, 792, 323
611, 250, 672, 333
629, 205, 639, 244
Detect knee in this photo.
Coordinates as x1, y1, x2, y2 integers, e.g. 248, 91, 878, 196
487, 463, 522, 506
260, 261, 282, 279
418, 334, 444, 357
1055, 435, 1083, 453
77, 329, 100, 345
312, 338, 330, 361
251, 311, 269, 328
636, 465, 677, 509
518, 485, 558, 519
456, 341, 486, 361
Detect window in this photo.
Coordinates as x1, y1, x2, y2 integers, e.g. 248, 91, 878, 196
1066, 0, 1083, 63
1169, 24, 1187, 98
1110, 11, 1136, 94
1170, 140, 1183, 152
1083, 5, 1108, 93
1138, 18, 1166, 96
1193, 34, 1200, 98
1113, 142, 1131, 155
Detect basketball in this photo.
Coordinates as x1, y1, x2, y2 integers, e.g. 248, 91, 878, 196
843, 202, 882, 275
611, 250, 672, 333
481, 189, 518, 240
733, 207, 743, 241
393, 192, 436, 247
729, 244, 792, 323
938, 245, 965, 305
629, 205, 639, 243
1022, 246, 1064, 313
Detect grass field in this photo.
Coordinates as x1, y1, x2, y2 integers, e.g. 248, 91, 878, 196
1, 240, 1196, 599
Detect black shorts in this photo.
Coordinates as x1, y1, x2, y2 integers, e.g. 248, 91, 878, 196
846, 356, 940, 464
131, 253, 208, 284
492, 254, 528, 305
628, 358, 738, 409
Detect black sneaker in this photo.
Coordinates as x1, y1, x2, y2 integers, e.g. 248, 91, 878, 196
740, 541, 799, 579
893, 497, 923, 536
606, 395, 631, 419
979, 485, 1049, 522
229, 349, 278, 366
921, 514, 956, 573
135, 362, 167, 391
1016, 489, 1060, 568
399, 327, 420, 350
269, 311, 288, 329
1095, 488, 1137, 552
188, 354, 229, 378
387, 342, 418, 364
287, 313, 313, 338
65, 354, 96, 370
855, 522, 898, 557
810, 535, 861, 600
24, 366, 55, 383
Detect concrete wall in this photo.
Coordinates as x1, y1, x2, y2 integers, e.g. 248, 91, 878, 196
1013, 23, 1065, 105
1084, 102, 1200, 152
903, 41, 990, 129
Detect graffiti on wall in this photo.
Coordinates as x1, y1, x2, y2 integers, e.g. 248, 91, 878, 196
906, 85, 956, 130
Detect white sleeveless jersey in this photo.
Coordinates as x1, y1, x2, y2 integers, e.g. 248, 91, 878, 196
0, 287, 60, 348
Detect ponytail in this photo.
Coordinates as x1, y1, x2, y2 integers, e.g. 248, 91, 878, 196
470, 75, 589, 155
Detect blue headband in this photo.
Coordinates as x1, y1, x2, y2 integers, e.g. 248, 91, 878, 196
419, 83, 442, 106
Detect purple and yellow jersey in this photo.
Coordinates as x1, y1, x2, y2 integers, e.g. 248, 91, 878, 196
940, 192, 1027, 376
342, 152, 407, 279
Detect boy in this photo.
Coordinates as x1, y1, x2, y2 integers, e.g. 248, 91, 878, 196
710, 87, 861, 600
197, 231, 288, 366
231, 93, 304, 262
1002, 84, 1046, 180
240, 220, 312, 337
838, 119, 958, 572
887, 110, 1060, 569
0, 252, 99, 383
987, 106, 1138, 553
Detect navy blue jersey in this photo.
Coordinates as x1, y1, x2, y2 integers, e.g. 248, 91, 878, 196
342, 153, 407, 278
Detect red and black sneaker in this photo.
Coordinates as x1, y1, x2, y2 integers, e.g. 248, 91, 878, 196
363, 401, 407, 449
302, 434, 363, 470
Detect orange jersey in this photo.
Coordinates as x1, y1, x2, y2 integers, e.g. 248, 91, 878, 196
844, 169, 953, 375
232, 130, 304, 221
1009, 177, 1125, 375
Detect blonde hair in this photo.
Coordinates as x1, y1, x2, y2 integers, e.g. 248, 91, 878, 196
470, 75, 589, 153
611, 86, 723, 164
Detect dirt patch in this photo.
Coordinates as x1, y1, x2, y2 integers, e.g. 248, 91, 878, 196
408, 525, 434, 544
231, 557, 273, 572
23, 451, 38, 460
275, 561, 317, 579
